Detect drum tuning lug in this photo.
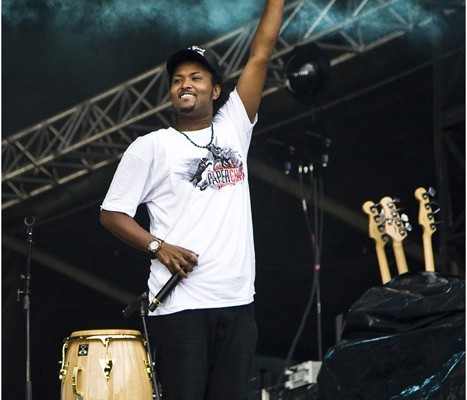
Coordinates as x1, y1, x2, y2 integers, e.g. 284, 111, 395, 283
59, 369, 67, 381
145, 360, 153, 379
99, 359, 115, 381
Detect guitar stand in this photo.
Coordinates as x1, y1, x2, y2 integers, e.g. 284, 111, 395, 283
123, 294, 161, 400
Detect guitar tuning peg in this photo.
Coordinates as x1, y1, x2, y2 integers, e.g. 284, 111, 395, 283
430, 220, 443, 230
427, 201, 439, 208
404, 222, 413, 232
430, 208, 441, 216
374, 213, 384, 223
383, 197, 399, 208
400, 213, 409, 222
426, 187, 436, 197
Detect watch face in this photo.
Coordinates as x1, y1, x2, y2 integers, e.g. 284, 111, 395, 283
148, 240, 160, 252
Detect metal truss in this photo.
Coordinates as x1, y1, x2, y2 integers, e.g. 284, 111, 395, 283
2, 0, 456, 209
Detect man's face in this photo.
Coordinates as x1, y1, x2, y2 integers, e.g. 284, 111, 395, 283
170, 60, 221, 117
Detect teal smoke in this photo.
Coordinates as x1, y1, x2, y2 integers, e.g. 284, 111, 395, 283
2, 0, 262, 38
3, 0, 449, 45
278, 0, 448, 45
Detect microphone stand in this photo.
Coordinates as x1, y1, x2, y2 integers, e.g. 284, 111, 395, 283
123, 274, 182, 399
269, 134, 330, 395
17, 217, 35, 400
123, 293, 161, 400
298, 164, 324, 361
303, 132, 329, 361
139, 299, 161, 400
309, 165, 324, 361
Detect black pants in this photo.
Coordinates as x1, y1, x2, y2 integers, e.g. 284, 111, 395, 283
150, 304, 257, 400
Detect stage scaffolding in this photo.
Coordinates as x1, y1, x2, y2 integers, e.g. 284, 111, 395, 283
3, 0, 457, 209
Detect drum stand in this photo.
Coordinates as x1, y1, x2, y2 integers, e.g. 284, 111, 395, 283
123, 293, 161, 400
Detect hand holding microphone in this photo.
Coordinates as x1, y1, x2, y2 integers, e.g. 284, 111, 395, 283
149, 244, 199, 312
156, 242, 199, 277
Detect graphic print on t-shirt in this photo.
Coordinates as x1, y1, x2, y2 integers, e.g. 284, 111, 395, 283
178, 141, 245, 191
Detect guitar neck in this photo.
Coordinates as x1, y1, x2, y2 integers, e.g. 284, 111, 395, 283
379, 196, 410, 276
392, 240, 408, 274
422, 232, 436, 271
375, 242, 391, 284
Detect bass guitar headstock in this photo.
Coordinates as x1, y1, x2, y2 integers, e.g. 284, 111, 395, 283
414, 187, 440, 271
362, 201, 388, 248
363, 200, 392, 283
379, 196, 412, 244
414, 187, 439, 238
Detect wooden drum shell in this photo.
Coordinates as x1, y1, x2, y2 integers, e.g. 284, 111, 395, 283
59, 329, 152, 400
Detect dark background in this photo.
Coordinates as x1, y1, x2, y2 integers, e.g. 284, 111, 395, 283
2, 0, 465, 398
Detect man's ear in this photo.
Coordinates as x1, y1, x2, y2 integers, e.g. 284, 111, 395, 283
212, 84, 221, 101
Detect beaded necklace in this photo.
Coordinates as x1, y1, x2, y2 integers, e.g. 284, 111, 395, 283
176, 124, 214, 149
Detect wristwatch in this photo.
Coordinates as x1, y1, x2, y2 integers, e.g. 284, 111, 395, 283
147, 238, 163, 259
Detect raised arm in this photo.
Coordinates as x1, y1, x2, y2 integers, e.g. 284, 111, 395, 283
237, 0, 285, 122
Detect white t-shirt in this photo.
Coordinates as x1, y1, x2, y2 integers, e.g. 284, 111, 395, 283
101, 89, 257, 315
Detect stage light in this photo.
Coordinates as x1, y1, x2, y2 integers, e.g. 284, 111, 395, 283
285, 43, 330, 102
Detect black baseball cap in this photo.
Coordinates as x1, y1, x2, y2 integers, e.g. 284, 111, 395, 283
166, 45, 223, 81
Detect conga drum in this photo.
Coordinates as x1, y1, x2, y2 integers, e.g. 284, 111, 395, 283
59, 329, 153, 399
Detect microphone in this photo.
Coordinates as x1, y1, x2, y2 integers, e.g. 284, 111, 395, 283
148, 274, 182, 312
122, 292, 148, 318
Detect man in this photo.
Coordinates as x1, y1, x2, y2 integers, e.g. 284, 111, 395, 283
100, 1, 284, 399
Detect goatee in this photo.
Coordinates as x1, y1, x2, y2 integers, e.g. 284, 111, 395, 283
180, 105, 196, 114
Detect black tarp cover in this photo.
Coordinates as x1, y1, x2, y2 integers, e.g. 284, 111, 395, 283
316, 272, 465, 399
